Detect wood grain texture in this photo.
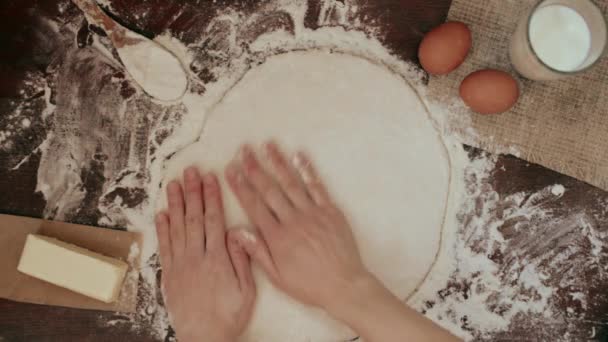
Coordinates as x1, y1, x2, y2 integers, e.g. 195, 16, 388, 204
0, 0, 606, 341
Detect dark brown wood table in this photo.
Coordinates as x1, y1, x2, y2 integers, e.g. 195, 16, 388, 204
0, 0, 606, 341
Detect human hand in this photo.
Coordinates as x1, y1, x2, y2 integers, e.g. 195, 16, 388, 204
155, 167, 256, 342
224, 144, 461, 342
225, 142, 372, 316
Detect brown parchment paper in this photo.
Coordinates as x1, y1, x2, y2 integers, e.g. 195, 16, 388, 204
427, 0, 608, 191
0, 214, 141, 312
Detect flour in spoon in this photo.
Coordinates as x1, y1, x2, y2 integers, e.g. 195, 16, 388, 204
119, 32, 188, 102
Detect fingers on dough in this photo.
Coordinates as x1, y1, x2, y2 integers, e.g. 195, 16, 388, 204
227, 232, 255, 292
155, 211, 173, 271
203, 172, 227, 255
264, 142, 313, 210
225, 161, 281, 240
240, 145, 295, 221
230, 228, 281, 285
293, 152, 333, 207
183, 167, 205, 251
167, 181, 186, 254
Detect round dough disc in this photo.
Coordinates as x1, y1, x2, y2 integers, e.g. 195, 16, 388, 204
158, 51, 449, 341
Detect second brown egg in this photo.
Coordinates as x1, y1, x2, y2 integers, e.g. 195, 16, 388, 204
460, 69, 520, 115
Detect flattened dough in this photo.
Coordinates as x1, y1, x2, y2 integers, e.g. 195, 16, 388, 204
158, 51, 450, 341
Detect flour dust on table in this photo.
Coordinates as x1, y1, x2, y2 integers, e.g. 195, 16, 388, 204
157, 51, 451, 341
10, 0, 591, 340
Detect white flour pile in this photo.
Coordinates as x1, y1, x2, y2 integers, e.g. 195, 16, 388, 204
2, 0, 606, 341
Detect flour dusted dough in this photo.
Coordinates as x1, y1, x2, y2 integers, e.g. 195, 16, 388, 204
158, 51, 450, 341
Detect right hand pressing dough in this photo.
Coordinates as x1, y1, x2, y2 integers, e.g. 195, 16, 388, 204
227, 143, 461, 342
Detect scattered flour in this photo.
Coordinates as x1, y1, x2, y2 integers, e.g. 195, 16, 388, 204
552, 184, 566, 196
6, 0, 605, 341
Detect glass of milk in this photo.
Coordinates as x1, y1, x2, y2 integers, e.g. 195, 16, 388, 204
510, 0, 607, 80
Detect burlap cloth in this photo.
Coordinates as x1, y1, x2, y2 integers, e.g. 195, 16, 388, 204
427, 0, 608, 191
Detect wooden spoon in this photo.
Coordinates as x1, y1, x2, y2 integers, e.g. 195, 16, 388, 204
72, 0, 188, 101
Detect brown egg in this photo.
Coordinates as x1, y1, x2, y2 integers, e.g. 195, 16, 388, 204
418, 21, 472, 75
459, 69, 520, 115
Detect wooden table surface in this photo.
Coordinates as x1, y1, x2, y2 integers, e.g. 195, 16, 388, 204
0, 0, 606, 341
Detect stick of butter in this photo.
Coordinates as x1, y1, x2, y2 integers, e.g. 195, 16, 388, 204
17, 234, 129, 303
